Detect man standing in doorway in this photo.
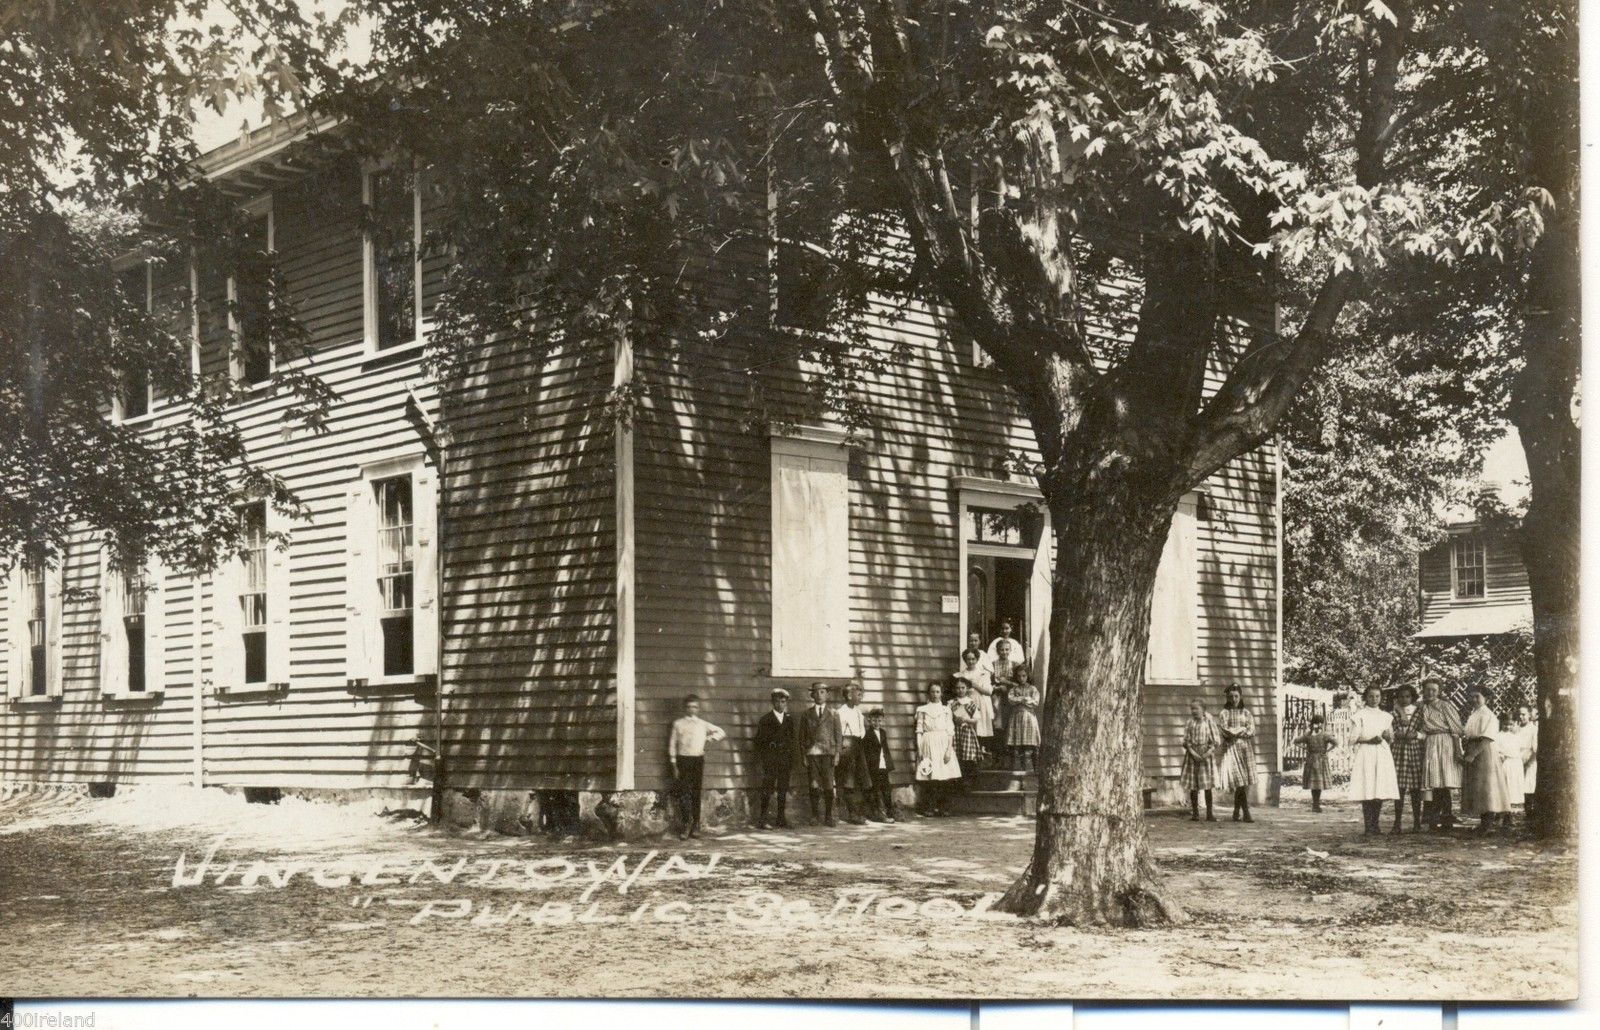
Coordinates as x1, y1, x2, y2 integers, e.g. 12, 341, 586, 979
668, 694, 726, 839
834, 682, 870, 825
753, 687, 796, 829
800, 682, 842, 826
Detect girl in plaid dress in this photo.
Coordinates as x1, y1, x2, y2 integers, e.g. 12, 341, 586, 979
950, 683, 985, 787
1179, 700, 1220, 821
1216, 684, 1257, 822
1294, 713, 1335, 812
1006, 678, 1042, 771
1389, 684, 1427, 832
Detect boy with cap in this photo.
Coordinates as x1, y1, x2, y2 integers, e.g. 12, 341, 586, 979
800, 682, 843, 826
752, 687, 797, 829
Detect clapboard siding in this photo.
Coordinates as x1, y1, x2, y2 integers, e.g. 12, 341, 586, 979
438, 333, 618, 791
1, 159, 439, 789
633, 286, 1280, 795
1417, 527, 1532, 634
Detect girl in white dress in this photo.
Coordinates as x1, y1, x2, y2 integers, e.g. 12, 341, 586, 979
915, 680, 962, 815
1348, 686, 1400, 836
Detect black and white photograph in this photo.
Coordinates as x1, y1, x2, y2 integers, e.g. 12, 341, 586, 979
0, 0, 1582, 1002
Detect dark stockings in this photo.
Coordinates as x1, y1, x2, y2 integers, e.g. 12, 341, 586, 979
1189, 790, 1215, 821
1310, 789, 1323, 813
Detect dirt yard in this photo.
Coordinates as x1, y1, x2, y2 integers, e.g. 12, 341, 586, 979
0, 786, 1575, 999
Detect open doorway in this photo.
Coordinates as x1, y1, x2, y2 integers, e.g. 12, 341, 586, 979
966, 554, 1031, 652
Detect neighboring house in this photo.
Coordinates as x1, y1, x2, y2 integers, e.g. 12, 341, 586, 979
1414, 519, 1535, 707
1, 119, 1282, 820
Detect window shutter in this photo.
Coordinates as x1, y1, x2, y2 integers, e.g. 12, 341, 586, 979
99, 547, 127, 694
265, 510, 292, 687
770, 437, 851, 677
1146, 495, 1199, 683
412, 467, 439, 678
145, 558, 166, 693
45, 562, 65, 698
4, 572, 23, 699
210, 558, 242, 692
344, 480, 376, 683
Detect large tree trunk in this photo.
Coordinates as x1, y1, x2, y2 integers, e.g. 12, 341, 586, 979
1510, 209, 1579, 844
995, 482, 1187, 926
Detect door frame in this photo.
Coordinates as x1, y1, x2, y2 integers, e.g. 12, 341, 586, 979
953, 476, 1051, 692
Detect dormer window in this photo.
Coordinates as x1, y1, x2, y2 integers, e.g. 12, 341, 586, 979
1452, 534, 1486, 599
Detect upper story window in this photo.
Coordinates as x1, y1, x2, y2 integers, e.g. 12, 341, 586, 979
239, 502, 269, 684
1452, 533, 1486, 599
115, 261, 152, 421
230, 199, 275, 386
364, 166, 422, 352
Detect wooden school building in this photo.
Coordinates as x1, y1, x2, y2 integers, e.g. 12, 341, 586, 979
0, 121, 1282, 824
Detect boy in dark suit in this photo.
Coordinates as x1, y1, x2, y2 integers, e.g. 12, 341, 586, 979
752, 687, 796, 828
799, 682, 842, 826
862, 707, 896, 822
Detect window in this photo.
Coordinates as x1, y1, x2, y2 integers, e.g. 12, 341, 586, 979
346, 457, 438, 684
769, 427, 851, 677
25, 563, 46, 696
7, 555, 63, 700
239, 503, 268, 684
1146, 493, 1201, 684
376, 476, 415, 676
115, 262, 151, 420
209, 500, 289, 693
123, 569, 147, 692
231, 202, 274, 385
364, 166, 421, 351
99, 549, 164, 697
965, 506, 1043, 548
1453, 534, 1486, 599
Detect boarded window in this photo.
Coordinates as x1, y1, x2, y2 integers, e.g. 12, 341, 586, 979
367, 168, 417, 351
1453, 534, 1486, 599
1147, 495, 1199, 684
770, 432, 851, 677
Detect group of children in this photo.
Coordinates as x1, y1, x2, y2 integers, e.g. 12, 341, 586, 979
1288, 676, 1538, 836
1177, 685, 1261, 823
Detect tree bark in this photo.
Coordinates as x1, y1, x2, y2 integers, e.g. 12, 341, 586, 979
1510, 213, 1579, 844
995, 481, 1187, 925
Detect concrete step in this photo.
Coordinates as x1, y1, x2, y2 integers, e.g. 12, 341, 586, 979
946, 789, 1037, 817
967, 769, 1038, 792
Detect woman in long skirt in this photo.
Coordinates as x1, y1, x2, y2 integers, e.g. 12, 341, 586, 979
1006, 678, 1042, 771
1179, 699, 1220, 821
1349, 686, 1401, 836
1215, 684, 1256, 823
915, 680, 962, 815
1460, 689, 1513, 834
1390, 684, 1427, 832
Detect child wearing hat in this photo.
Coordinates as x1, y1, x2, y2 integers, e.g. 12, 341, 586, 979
752, 687, 797, 829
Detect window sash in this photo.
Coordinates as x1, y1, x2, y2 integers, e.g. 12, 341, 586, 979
369, 169, 418, 350
1453, 536, 1486, 598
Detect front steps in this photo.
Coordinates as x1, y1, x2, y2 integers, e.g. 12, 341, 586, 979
945, 768, 1037, 817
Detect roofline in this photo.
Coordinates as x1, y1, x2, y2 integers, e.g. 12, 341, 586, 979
195, 112, 344, 181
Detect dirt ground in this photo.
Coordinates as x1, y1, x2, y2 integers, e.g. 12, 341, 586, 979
0, 786, 1575, 1000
